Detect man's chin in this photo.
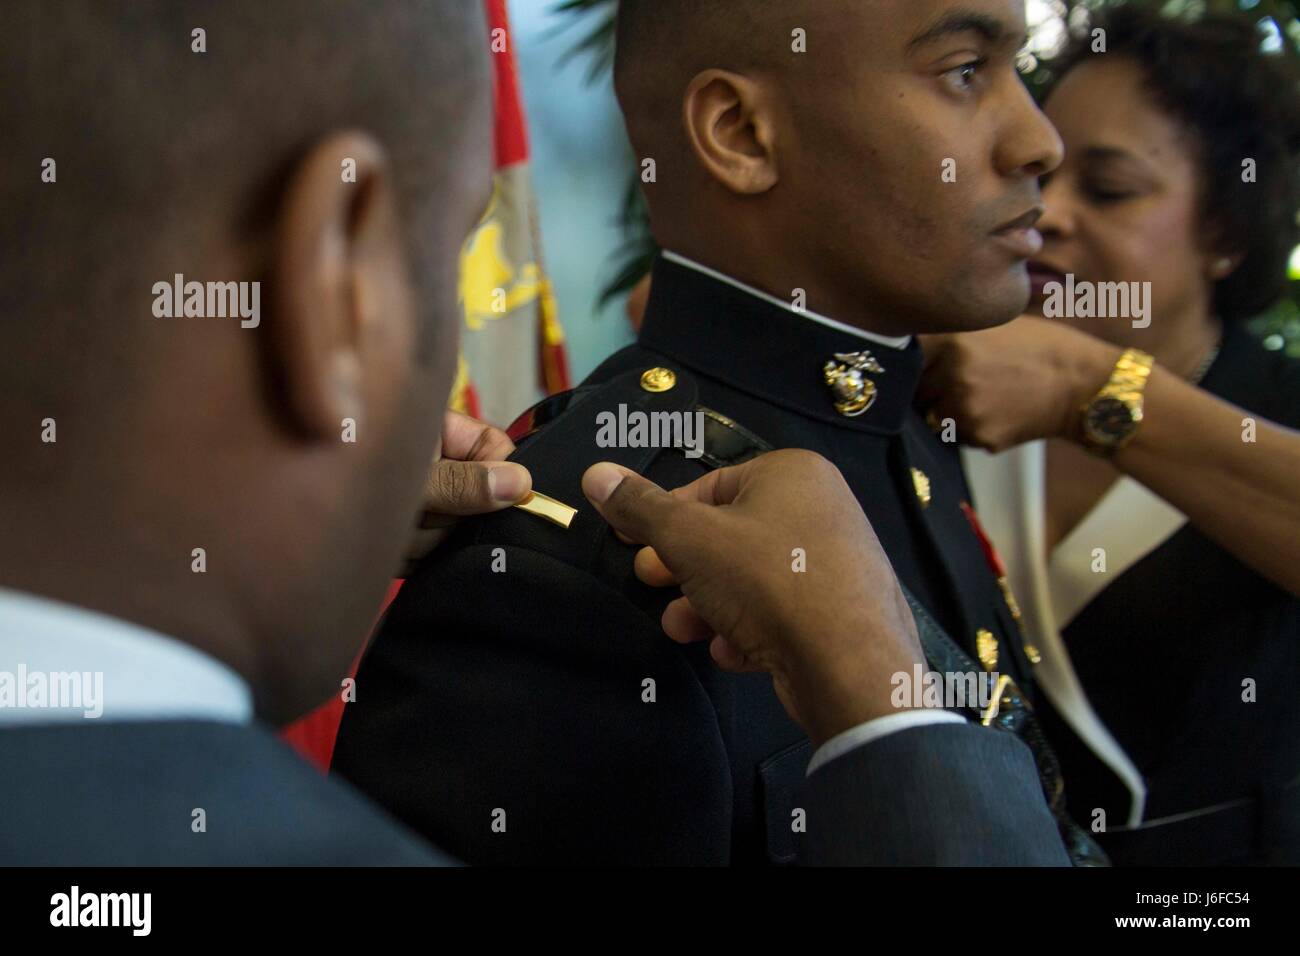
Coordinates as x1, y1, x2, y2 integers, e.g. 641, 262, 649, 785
951, 275, 1034, 331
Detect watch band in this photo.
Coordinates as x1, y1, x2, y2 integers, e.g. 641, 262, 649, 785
1080, 347, 1155, 455
1108, 348, 1155, 396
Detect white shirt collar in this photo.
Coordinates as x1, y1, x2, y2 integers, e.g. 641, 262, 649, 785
0, 587, 253, 725
661, 250, 912, 351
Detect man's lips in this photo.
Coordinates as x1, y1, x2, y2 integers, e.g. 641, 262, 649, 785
990, 206, 1044, 259
1027, 260, 1068, 298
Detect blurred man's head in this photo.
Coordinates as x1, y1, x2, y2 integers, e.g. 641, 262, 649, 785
0, 0, 493, 722
615, 0, 1063, 335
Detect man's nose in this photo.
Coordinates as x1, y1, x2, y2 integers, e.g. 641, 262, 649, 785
996, 76, 1065, 180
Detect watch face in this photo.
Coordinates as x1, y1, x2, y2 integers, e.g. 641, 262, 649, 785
1085, 397, 1135, 443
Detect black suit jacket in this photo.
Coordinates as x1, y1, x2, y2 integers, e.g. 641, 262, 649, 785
333, 256, 1068, 865
0, 719, 452, 865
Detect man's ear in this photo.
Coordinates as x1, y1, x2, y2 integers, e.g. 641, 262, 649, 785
681, 69, 780, 196
269, 130, 414, 441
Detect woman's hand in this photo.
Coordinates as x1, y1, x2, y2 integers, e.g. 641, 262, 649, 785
918, 316, 1119, 452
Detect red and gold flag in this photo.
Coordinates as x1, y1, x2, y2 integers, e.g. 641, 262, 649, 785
454, 0, 569, 424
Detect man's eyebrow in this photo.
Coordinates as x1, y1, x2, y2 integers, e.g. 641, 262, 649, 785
906, 11, 1016, 51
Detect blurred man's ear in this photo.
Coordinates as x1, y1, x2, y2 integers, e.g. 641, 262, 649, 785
682, 70, 780, 196
270, 130, 415, 441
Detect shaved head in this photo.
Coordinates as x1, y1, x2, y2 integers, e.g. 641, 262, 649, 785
2, 0, 486, 417
614, 0, 800, 104
614, 0, 808, 213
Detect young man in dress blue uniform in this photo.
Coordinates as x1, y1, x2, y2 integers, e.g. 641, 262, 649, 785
333, 0, 1086, 865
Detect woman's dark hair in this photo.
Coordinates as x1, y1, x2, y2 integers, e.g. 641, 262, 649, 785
1050, 6, 1300, 320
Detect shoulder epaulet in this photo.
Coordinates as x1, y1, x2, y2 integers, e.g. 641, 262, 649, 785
463, 364, 771, 570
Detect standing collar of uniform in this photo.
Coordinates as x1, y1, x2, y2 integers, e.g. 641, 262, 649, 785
0, 587, 253, 726
638, 252, 924, 435
660, 251, 913, 351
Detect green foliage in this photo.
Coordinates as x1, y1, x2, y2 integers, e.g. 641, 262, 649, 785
551, 0, 618, 84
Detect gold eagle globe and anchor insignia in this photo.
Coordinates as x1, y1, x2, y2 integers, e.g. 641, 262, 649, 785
823, 350, 886, 417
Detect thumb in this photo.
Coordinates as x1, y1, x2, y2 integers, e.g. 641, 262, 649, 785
426, 459, 531, 518
582, 462, 682, 546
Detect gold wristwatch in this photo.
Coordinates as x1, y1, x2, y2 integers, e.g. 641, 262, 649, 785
1079, 347, 1155, 456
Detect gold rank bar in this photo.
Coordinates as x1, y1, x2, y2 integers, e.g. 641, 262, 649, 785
513, 491, 577, 529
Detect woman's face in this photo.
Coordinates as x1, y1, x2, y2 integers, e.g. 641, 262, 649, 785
1028, 58, 1221, 345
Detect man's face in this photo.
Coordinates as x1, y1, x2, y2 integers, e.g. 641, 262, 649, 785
779, 0, 1062, 334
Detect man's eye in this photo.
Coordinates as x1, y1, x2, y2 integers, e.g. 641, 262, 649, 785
945, 57, 987, 91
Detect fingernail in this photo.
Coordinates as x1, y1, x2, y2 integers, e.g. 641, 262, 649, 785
583, 462, 626, 504
488, 465, 529, 503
